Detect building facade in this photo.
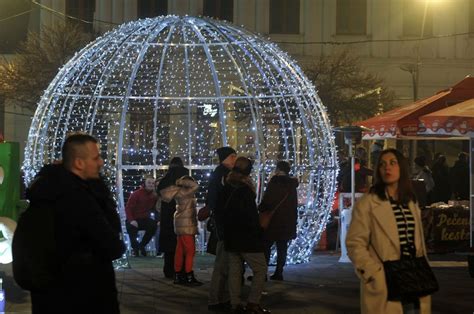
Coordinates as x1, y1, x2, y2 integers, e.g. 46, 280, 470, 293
2, 0, 474, 161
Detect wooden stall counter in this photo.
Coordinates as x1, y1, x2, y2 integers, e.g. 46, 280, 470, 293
421, 204, 470, 253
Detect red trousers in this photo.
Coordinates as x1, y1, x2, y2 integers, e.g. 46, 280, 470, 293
174, 235, 196, 273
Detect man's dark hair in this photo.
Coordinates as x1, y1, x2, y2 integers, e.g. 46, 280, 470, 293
370, 148, 416, 205
276, 160, 291, 175
458, 152, 468, 162
414, 156, 426, 168
62, 133, 98, 170
169, 157, 184, 168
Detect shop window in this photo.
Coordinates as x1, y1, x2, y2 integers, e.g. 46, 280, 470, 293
402, 0, 433, 37
137, 0, 168, 19
336, 0, 366, 35
66, 0, 96, 33
270, 0, 300, 34
203, 0, 233, 22
470, 0, 474, 34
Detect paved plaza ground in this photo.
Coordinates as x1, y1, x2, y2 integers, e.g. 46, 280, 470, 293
1, 252, 472, 313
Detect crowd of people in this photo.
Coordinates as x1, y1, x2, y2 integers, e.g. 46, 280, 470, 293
123, 146, 301, 313
13, 132, 453, 314
14, 133, 301, 314
338, 147, 470, 206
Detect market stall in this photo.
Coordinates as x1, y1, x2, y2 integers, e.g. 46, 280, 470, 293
358, 77, 474, 140
419, 98, 474, 248
356, 77, 474, 251
422, 203, 470, 253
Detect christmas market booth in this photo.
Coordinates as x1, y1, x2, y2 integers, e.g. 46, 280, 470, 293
357, 77, 474, 254
418, 98, 474, 253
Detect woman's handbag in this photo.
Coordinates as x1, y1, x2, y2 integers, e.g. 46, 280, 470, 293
258, 210, 275, 230
206, 229, 218, 255
197, 205, 210, 221
383, 256, 439, 301
259, 193, 288, 230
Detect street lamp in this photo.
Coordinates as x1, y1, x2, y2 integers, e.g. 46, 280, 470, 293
334, 125, 372, 206
401, 0, 441, 102
334, 125, 372, 263
400, 0, 440, 167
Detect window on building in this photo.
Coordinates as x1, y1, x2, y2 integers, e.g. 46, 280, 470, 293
137, 0, 168, 19
270, 0, 300, 34
0, 0, 32, 53
402, 0, 433, 37
203, 0, 233, 22
66, 0, 96, 33
470, 0, 474, 34
336, 0, 366, 35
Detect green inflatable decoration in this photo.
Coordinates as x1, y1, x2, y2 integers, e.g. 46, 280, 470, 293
0, 142, 21, 221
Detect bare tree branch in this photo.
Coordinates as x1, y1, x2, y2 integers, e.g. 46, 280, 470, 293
0, 22, 93, 111
304, 49, 396, 127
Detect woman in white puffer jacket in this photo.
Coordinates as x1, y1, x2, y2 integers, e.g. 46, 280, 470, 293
160, 175, 201, 286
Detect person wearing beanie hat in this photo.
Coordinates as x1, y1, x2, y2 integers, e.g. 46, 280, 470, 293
216, 146, 237, 163
207, 146, 237, 311
220, 157, 270, 313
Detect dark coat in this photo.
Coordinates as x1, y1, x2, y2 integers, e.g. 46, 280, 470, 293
88, 176, 122, 234
219, 174, 263, 253
450, 160, 469, 200
206, 164, 231, 240
27, 164, 125, 312
156, 166, 189, 252
431, 163, 451, 203
258, 175, 299, 241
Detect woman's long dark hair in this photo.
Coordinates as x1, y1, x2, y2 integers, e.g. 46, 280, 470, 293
370, 148, 417, 205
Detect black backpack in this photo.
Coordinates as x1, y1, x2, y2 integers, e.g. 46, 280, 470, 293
12, 202, 60, 291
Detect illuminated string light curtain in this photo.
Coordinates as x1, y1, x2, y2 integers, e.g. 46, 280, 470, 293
23, 16, 338, 264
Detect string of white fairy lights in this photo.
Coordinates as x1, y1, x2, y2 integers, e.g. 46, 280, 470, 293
23, 16, 338, 264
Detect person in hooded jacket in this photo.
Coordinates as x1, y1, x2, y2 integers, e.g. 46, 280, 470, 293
219, 157, 270, 314
26, 134, 125, 314
160, 175, 202, 286
258, 161, 298, 281
156, 157, 189, 279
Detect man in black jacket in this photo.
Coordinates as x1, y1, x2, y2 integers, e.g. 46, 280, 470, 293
27, 134, 125, 313
207, 146, 237, 312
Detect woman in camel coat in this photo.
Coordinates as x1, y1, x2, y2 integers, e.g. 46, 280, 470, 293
346, 148, 432, 314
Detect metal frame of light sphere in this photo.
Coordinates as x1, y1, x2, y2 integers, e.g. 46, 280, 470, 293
23, 16, 338, 264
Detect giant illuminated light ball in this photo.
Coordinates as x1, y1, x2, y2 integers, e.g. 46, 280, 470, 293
23, 16, 338, 264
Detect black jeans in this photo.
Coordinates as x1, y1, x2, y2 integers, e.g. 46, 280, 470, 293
263, 239, 288, 275
126, 218, 158, 250
163, 251, 176, 277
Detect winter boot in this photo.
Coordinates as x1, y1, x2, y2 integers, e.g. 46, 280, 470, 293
270, 273, 283, 281
139, 246, 147, 257
185, 271, 203, 286
245, 303, 271, 314
173, 272, 186, 285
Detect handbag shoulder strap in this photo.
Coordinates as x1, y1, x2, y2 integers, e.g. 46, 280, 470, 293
271, 192, 289, 214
